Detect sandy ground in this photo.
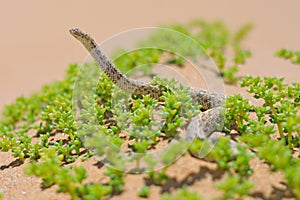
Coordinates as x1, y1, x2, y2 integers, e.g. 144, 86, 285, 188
1, 1, 300, 110
1, 1, 300, 200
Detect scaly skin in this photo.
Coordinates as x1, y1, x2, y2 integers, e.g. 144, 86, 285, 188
69, 28, 227, 155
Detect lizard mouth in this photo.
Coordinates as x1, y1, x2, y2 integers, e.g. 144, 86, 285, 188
69, 28, 95, 50
69, 28, 82, 38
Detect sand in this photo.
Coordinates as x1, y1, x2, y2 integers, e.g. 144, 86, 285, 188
0, 1, 300, 199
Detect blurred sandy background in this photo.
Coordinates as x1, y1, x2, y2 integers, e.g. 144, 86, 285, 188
1, 0, 300, 112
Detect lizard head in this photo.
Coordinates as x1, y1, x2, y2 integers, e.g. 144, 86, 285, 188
69, 28, 97, 51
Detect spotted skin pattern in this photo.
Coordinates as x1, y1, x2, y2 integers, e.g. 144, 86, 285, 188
70, 28, 227, 154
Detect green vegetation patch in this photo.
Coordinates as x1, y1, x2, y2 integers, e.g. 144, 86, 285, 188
0, 20, 299, 200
